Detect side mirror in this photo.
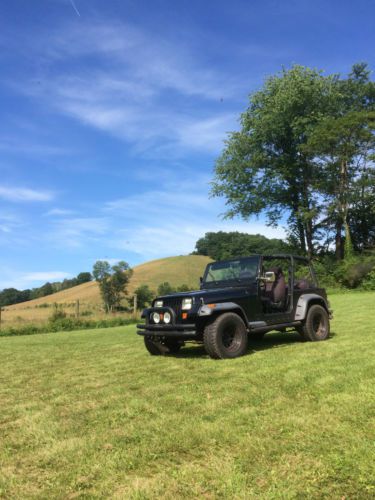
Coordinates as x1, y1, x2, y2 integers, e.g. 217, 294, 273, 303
199, 276, 203, 284
260, 271, 276, 283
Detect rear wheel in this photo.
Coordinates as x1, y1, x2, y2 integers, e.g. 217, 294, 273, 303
301, 305, 330, 341
203, 313, 248, 359
144, 337, 182, 355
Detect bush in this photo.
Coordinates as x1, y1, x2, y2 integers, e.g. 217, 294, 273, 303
49, 307, 67, 322
360, 268, 375, 290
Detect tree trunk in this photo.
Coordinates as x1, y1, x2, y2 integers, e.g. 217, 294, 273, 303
305, 220, 314, 259
335, 218, 344, 260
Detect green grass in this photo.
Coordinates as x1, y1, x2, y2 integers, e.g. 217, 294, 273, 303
0, 292, 374, 498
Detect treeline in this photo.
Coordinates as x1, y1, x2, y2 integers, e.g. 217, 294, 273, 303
193, 232, 290, 260
193, 231, 375, 290
0, 272, 92, 307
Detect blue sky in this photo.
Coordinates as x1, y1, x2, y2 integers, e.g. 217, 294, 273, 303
0, 0, 374, 290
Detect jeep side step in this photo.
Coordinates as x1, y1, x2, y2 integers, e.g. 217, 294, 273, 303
249, 320, 302, 333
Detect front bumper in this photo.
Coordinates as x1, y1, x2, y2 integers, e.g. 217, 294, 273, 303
137, 323, 197, 338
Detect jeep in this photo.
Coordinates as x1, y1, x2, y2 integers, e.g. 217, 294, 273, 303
137, 254, 332, 359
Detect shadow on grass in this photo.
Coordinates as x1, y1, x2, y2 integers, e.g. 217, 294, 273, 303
173, 330, 336, 359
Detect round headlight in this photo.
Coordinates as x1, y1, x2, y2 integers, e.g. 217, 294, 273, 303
151, 312, 160, 324
163, 311, 171, 324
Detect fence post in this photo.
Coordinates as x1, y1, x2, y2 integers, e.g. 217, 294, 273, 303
76, 299, 80, 318
133, 294, 137, 318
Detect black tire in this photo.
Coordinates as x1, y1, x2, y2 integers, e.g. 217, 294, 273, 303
301, 304, 330, 341
203, 312, 248, 359
296, 326, 308, 341
143, 337, 182, 355
164, 339, 182, 354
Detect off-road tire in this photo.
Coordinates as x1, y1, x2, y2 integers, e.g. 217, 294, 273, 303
144, 337, 182, 355
301, 304, 330, 341
203, 312, 248, 359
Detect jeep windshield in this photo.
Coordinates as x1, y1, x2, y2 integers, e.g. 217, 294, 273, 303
202, 256, 260, 288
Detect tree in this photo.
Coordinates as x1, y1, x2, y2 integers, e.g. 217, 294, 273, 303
157, 282, 175, 296
134, 285, 154, 309
0, 288, 31, 307
38, 282, 54, 297
92, 260, 133, 312
177, 284, 191, 292
304, 64, 375, 259
194, 232, 290, 260
76, 272, 92, 285
212, 66, 337, 257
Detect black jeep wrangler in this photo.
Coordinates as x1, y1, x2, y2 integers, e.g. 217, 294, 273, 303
137, 255, 332, 359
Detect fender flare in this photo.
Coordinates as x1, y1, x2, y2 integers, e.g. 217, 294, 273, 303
294, 294, 330, 321
198, 302, 249, 325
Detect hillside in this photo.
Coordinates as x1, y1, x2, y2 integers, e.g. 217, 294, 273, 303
4, 255, 212, 322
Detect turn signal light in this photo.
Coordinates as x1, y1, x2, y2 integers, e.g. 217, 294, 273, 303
182, 312, 188, 320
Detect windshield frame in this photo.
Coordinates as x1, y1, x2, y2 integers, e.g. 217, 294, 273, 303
202, 256, 261, 288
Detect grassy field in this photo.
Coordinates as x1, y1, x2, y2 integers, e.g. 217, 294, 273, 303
0, 292, 374, 498
2, 255, 212, 328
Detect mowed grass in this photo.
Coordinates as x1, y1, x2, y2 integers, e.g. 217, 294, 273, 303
0, 293, 374, 498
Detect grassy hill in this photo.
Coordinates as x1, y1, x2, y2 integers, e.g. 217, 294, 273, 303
2, 255, 212, 325
0, 291, 374, 498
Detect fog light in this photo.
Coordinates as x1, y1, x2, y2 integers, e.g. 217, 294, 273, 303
164, 311, 171, 324
151, 312, 160, 324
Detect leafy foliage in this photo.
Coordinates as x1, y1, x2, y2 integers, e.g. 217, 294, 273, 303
134, 285, 154, 309
212, 63, 375, 260
194, 231, 290, 260
93, 260, 133, 312
157, 282, 175, 296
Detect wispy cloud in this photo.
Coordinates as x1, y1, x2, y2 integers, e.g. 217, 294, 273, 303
44, 208, 75, 217
0, 137, 69, 157
0, 185, 54, 202
21, 271, 71, 282
0, 269, 71, 290
48, 217, 111, 248
11, 19, 242, 156
104, 175, 286, 258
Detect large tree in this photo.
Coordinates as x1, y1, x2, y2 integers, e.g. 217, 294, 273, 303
305, 64, 375, 258
212, 66, 337, 257
212, 64, 375, 259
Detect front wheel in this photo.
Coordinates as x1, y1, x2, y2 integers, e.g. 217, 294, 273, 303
301, 305, 330, 341
203, 313, 248, 359
144, 337, 182, 355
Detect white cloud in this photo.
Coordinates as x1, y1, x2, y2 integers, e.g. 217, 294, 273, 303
12, 20, 242, 157
0, 269, 71, 290
0, 185, 54, 202
48, 217, 111, 248
104, 175, 286, 258
44, 208, 75, 216
21, 271, 71, 282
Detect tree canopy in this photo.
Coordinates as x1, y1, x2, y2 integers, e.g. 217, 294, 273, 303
193, 232, 290, 260
93, 260, 133, 312
212, 64, 375, 260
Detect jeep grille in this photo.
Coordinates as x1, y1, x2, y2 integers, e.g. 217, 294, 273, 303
162, 297, 182, 317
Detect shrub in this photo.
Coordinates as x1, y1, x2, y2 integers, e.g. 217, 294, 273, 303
360, 268, 375, 290
49, 306, 67, 322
